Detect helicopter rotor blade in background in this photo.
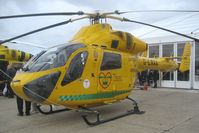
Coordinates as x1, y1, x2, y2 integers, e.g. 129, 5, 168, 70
0, 11, 84, 19
6, 41, 46, 49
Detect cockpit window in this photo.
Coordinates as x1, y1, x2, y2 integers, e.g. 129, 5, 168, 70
23, 43, 86, 73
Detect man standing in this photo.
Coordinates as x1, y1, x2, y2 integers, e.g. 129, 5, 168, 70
16, 96, 31, 116
6, 65, 16, 98
153, 70, 159, 88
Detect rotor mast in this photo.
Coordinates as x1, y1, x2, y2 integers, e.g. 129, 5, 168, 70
86, 10, 120, 25
87, 12, 104, 24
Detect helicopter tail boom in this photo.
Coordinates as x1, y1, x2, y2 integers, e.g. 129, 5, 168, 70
137, 57, 178, 72
137, 43, 191, 72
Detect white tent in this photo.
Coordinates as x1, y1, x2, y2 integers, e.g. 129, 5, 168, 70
131, 12, 199, 43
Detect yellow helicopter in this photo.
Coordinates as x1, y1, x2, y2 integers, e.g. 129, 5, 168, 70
0, 10, 195, 125
0, 40, 45, 65
0, 43, 33, 63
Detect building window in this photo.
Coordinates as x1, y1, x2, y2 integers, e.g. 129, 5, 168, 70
195, 42, 199, 81
163, 72, 174, 80
100, 52, 121, 71
162, 44, 174, 80
163, 44, 174, 57
149, 45, 159, 57
177, 43, 189, 81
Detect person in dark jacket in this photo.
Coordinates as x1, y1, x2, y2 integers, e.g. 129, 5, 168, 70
6, 65, 16, 98
153, 70, 159, 88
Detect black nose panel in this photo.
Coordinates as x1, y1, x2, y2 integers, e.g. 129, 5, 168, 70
23, 71, 60, 103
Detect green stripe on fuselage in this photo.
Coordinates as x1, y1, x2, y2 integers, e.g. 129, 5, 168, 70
58, 90, 130, 101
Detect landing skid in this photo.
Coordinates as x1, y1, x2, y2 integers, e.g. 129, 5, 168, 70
79, 97, 144, 126
36, 105, 71, 115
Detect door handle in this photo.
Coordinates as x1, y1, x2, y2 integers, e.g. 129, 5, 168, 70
91, 73, 95, 77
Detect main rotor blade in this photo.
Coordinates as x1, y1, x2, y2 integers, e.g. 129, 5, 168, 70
0, 16, 89, 45
0, 11, 84, 19
117, 10, 199, 14
123, 17, 199, 42
0, 19, 72, 45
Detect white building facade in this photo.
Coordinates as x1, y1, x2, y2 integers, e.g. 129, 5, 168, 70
143, 33, 199, 89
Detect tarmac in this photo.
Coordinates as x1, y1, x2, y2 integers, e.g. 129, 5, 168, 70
1, 88, 199, 133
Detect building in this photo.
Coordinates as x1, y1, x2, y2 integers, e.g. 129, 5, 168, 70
132, 12, 199, 89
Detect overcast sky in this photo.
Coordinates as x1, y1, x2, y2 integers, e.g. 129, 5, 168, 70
0, 0, 199, 54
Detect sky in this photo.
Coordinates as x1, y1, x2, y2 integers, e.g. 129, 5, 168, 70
0, 0, 199, 54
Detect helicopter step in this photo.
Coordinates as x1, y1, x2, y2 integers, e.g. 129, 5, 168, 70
79, 97, 144, 126
36, 105, 71, 115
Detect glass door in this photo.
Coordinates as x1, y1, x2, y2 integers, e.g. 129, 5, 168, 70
176, 43, 191, 88
161, 44, 175, 87
194, 41, 199, 89
148, 45, 160, 87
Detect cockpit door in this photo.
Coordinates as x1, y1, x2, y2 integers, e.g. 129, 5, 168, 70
59, 47, 99, 95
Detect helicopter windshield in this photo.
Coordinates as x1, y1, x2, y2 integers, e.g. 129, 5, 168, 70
23, 43, 86, 73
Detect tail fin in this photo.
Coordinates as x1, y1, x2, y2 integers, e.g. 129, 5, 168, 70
179, 43, 191, 72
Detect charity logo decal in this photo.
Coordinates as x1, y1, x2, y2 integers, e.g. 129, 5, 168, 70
83, 79, 90, 89
98, 72, 112, 89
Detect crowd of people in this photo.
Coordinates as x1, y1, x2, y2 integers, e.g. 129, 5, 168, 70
137, 69, 159, 88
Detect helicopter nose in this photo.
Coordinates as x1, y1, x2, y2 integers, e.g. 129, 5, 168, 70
23, 71, 61, 103
11, 80, 26, 100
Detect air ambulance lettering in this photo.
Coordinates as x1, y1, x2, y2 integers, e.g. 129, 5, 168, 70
143, 59, 158, 66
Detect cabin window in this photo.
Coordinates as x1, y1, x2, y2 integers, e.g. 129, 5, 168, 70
100, 52, 121, 71
61, 51, 88, 86
23, 43, 86, 73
